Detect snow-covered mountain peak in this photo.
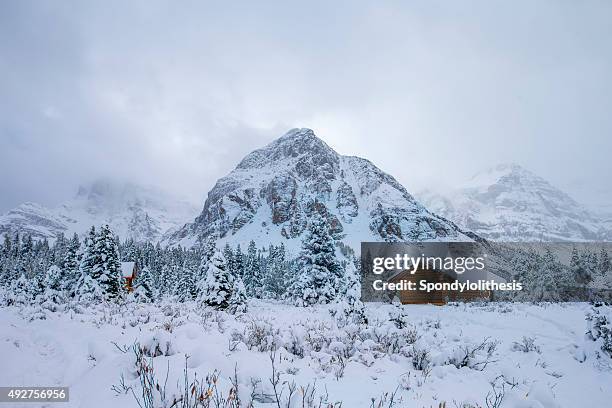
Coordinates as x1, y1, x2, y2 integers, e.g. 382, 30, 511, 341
165, 129, 472, 252
236, 128, 338, 172
463, 163, 539, 189
0, 180, 199, 242
417, 164, 609, 242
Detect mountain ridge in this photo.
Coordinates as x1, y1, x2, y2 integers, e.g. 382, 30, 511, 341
417, 163, 610, 242
164, 128, 474, 252
0, 180, 199, 242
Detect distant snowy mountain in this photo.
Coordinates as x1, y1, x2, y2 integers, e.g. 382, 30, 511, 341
417, 163, 610, 242
164, 128, 474, 252
0, 181, 199, 242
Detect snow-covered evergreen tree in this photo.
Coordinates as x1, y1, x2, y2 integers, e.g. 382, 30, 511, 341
233, 244, 244, 278
198, 250, 232, 310
158, 264, 173, 299
62, 233, 81, 294
290, 211, 342, 306
0, 234, 13, 287
531, 249, 566, 301
132, 266, 154, 302
592, 248, 612, 298
330, 260, 367, 325
583, 250, 598, 285
77, 274, 104, 303
8, 274, 31, 306
92, 224, 123, 300
175, 263, 197, 302
223, 244, 235, 275
41, 265, 65, 308
228, 277, 248, 314
78, 226, 98, 281
44, 265, 63, 292
51, 233, 67, 269
598, 248, 610, 277
11, 235, 29, 287
264, 244, 287, 298
243, 240, 263, 298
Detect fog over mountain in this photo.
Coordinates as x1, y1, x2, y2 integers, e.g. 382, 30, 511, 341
0, 180, 198, 242
417, 164, 612, 242
2, 131, 611, 245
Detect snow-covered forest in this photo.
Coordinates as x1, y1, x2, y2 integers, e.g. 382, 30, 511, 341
1, 222, 612, 407
0, 212, 363, 310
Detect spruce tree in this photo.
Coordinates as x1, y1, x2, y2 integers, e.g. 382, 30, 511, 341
132, 266, 154, 302
12, 234, 29, 286
62, 233, 81, 294
228, 277, 248, 314
51, 233, 67, 268
77, 275, 104, 303
79, 226, 98, 280
41, 265, 64, 306
264, 244, 287, 298
598, 247, 610, 277
290, 212, 342, 305
0, 235, 12, 287
9, 274, 31, 306
532, 249, 566, 301
223, 244, 235, 275
175, 263, 197, 302
158, 264, 173, 298
44, 265, 63, 292
93, 225, 123, 300
234, 244, 244, 278
244, 240, 263, 298
332, 261, 367, 325
198, 250, 232, 310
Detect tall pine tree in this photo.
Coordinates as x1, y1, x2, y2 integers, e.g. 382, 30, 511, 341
93, 225, 123, 300
198, 250, 232, 310
290, 211, 342, 305
243, 240, 263, 298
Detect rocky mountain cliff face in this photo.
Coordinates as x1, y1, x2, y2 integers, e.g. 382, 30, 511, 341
165, 128, 473, 251
0, 181, 198, 242
417, 163, 610, 242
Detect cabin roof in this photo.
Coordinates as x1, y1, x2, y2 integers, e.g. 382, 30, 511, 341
120, 262, 136, 278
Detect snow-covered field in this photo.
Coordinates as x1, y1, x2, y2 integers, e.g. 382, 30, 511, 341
1, 300, 611, 408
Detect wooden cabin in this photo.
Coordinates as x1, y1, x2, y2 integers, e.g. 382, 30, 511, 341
121, 262, 140, 292
389, 268, 491, 305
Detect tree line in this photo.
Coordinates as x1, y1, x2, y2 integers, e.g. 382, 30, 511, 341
0, 212, 364, 318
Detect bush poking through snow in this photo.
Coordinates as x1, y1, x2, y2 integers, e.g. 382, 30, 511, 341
512, 336, 541, 354
586, 305, 612, 359
125, 343, 243, 408
409, 346, 430, 371
140, 332, 176, 357
448, 337, 499, 371
231, 318, 279, 352
388, 304, 410, 329
484, 375, 518, 408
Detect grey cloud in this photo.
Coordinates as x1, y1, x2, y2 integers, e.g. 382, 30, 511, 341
1, 0, 611, 212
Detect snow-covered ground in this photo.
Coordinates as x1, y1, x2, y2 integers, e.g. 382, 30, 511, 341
1, 300, 610, 408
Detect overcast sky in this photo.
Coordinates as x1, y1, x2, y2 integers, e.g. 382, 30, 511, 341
1, 0, 612, 213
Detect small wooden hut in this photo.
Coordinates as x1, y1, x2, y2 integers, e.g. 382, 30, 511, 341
121, 262, 140, 292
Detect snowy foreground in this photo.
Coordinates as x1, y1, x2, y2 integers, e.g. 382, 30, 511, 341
1, 301, 611, 408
